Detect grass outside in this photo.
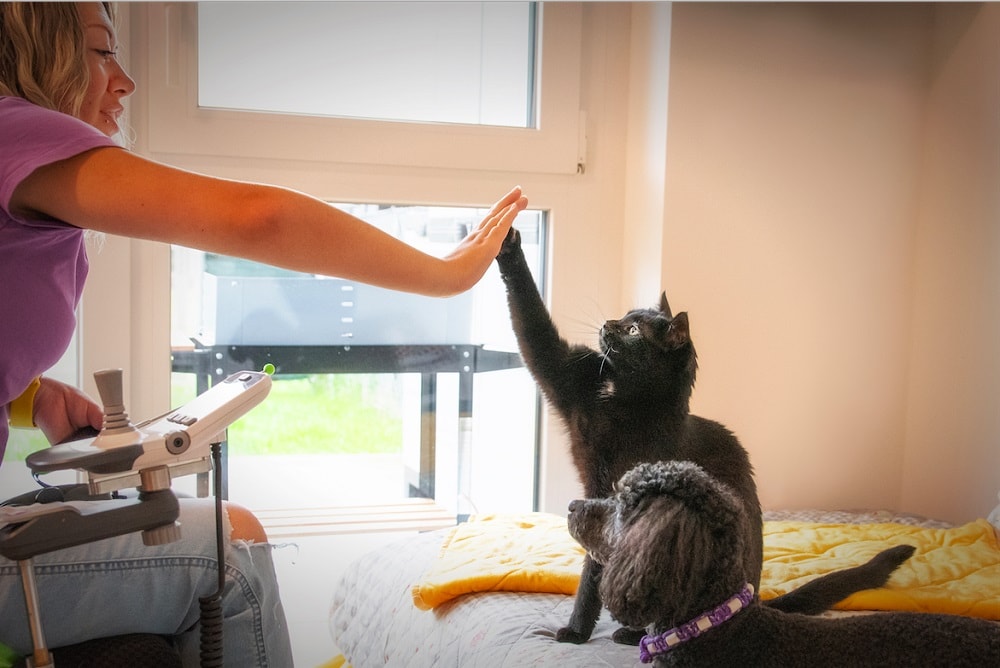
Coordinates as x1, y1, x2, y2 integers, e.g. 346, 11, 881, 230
3, 374, 403, 464
171, 373, 404, 456
4, 429, 49, 461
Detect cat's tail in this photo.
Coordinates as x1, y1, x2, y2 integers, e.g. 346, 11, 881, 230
765, 544, 915, 615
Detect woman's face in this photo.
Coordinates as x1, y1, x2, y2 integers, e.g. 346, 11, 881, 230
77, 2, 135, 136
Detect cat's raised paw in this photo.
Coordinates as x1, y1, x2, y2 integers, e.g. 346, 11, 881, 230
498, 227, 521, 257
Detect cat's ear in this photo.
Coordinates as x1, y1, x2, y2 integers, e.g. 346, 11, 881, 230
667, 312, 690, 348
658, 292, 673, 318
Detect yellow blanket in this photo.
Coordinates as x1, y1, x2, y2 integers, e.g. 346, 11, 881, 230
412, 513, 584, 610
411, 513, 1000, 620
760, 519, 1000, 619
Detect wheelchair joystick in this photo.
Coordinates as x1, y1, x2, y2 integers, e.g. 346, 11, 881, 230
93, 368, 137, 435
0, 367, 273, 667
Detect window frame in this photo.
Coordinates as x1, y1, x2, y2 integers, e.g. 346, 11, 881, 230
142, 2, 583, 174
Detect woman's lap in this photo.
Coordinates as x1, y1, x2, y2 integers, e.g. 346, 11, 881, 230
0, 497, 292, 667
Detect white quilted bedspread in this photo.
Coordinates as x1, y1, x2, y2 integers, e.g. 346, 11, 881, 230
329, 510, 966, 667
328, 529, 644, 668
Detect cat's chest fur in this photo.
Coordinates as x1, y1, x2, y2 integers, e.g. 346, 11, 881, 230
573, 394, 679, 448
564, 392, 693, 496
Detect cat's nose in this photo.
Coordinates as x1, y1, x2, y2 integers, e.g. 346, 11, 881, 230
568, 499, 582, 514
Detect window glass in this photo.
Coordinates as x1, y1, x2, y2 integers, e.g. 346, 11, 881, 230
170, 205, 544, 516
144, 1, 582, 173
197, 1, 536, 128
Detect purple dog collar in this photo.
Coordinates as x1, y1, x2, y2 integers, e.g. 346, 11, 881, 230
639, 582, 755, 663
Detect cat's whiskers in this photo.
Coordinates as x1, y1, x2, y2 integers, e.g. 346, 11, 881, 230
564, 315, 604, 342
576, 298, 607, 329
599, 347, 615, 376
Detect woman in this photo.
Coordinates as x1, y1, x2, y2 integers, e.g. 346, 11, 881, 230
0, 3, 527, 665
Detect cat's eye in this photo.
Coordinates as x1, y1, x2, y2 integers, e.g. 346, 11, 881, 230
628, 324, 640, 336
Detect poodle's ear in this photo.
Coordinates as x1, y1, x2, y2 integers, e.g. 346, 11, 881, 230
600, 498, 717, 629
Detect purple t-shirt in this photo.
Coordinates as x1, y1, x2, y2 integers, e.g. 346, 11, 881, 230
0, 96, 119, 460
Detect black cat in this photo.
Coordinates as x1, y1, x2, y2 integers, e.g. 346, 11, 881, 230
495, 228, 911, 644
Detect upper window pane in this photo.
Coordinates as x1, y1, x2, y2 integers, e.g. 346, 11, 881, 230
197, 1, 536, 128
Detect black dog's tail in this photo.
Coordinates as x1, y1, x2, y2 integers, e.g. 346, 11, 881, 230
766, 544, 916, 615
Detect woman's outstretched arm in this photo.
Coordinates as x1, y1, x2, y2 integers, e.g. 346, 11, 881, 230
12, 146, 528, 296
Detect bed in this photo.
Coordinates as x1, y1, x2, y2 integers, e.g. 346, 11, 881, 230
328, 509, 1000, 667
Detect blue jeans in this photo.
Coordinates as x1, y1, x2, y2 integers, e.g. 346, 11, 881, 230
0, 498, 293, 667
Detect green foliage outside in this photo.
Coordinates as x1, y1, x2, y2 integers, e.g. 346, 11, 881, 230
3, 429, 48, 462
171, 373, 404, 456
3, 374, 402, 463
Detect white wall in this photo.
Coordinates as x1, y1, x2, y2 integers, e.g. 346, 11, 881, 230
621, 3, 672, 307
658, 2, 929, 514
901, 3, 1000, 522
637, 2, 997, 523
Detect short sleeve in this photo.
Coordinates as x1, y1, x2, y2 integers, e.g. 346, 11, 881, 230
0, 96, 119, 216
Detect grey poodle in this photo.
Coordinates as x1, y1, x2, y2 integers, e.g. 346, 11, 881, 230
567, 460, 1000, 666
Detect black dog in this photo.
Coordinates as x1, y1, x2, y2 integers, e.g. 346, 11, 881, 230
567, 460, 1000, 666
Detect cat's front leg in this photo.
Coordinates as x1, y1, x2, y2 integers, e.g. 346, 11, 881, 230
496, 227, 554, 354
495, 229, 578, 392
556, 554, 604, 644
496, 227, 537, 296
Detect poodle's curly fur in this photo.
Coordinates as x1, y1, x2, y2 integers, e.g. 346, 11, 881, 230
568, 461, 1000, 666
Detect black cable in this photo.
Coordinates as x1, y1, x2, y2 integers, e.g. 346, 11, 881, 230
199, 442, 225, 668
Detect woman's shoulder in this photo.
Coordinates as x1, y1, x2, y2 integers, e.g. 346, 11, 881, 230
0, 96, 105, 137
0, 94, 55, 117
0, 96, 118, 209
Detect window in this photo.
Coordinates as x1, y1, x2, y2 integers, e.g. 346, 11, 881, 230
123, 0, 581, 516
142, 1, 583, 173
198, 2, 536, 128
170, 206, 546, 516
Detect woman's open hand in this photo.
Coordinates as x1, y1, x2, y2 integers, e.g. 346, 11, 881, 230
440, 186, 528, 294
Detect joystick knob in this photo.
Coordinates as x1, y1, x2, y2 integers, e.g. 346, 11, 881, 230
93, 368, 138, 434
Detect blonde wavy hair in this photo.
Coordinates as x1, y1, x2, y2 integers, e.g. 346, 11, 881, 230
0, 2, 115, 117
